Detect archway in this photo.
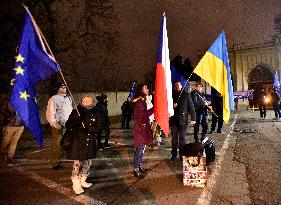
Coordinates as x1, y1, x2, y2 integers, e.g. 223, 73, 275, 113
248, 65, 274, 106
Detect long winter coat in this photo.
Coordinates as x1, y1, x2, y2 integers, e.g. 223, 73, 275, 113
65, 104, 99, 161
132, 98, 153, 148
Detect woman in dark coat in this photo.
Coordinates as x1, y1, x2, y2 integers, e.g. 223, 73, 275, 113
65, 95, 98, 195
132, 84, 153, 178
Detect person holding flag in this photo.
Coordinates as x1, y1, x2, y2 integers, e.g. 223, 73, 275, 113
192, 31, 234, 124
191, 82, 210, 142
170, 81, 196, 161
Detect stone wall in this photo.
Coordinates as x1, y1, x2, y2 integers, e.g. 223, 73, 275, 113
1, 92, 129, 124
229, 42, 281, 92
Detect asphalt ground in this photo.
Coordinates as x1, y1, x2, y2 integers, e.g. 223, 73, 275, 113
0, 109, 280, 204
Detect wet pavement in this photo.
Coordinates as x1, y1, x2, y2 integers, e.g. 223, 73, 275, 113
0, 109, 281, 204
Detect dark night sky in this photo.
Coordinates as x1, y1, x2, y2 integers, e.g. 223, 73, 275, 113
113, 0, 281, 80
1, 0, 280, 91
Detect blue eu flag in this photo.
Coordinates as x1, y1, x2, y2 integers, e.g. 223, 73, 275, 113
10, 11, 60, 146
128, 82, 136, 99
171, 64, 189, 90
274, 71, 280, 92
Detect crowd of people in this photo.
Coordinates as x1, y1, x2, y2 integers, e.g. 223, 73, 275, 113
2, 80, 281, 195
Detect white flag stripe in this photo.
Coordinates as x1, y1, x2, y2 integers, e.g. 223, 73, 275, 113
162, 14, 174, 117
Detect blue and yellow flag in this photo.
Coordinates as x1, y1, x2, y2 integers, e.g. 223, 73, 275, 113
193, 32, 234, 123
10, 9, 60, 146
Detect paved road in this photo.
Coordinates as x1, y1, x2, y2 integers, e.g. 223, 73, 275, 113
1, 110, 280, 204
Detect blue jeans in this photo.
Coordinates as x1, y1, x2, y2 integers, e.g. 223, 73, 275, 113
134, 145, 145, 169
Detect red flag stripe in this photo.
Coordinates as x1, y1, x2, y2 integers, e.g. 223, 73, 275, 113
154, 63, 169, 137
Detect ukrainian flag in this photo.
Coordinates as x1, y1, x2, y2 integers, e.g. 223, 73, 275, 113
193, 31, 234, 123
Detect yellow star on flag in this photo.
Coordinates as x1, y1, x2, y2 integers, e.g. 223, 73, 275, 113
14, 65, 25, 75
15, 54, 25, 63
20, 91, 30, 100
10, 79, 15, 86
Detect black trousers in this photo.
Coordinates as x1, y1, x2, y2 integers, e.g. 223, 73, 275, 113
258, 103, 266, 118
96, 127, 110, 148
121, 114, 132, 128
211, 112, 223, 132
171, 124, 187, 158
194, 112, 208, 142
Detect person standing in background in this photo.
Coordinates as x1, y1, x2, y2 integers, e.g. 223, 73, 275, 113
46, 82, 72, 170
1, 101, 24, 165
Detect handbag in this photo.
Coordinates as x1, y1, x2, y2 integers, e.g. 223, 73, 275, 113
60, 129, 73, 151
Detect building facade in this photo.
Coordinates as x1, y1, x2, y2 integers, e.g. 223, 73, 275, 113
229, 38, 281, 94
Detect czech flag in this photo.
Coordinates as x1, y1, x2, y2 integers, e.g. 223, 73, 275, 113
154, 13, 173, 137
193, 31, 234, 123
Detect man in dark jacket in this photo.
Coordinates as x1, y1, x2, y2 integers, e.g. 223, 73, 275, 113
254, 88, 267, 118
121, 98, 133, 129
170, 81, 196, 161
95, 93, 110, 149
210, 88, 223, 133
191, 82, 209, 142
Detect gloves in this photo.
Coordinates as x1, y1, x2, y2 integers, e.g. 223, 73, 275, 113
52, 123, 62, 130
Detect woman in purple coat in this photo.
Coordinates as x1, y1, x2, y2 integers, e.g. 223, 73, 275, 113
132, 84, 154, 178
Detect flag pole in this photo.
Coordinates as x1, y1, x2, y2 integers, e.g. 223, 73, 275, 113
176, 70, 219, 118
22, 5, 82, 120
176, 72, 193, 103
193, 90, 218, 118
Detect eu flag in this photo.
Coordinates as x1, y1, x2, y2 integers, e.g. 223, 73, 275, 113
10, 10, 60, 146
274, 71, 280, 92
128, 82, 136, 99
171, 64, 189, 90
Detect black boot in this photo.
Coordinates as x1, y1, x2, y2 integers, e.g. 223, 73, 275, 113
133, 169, 145, 178
139, 167, 148, 175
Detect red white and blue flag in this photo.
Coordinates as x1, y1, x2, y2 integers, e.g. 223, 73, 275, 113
154, 13, 173, 137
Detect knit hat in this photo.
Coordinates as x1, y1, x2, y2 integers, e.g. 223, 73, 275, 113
100, 93, 108, 100
56, 82, 66, 90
